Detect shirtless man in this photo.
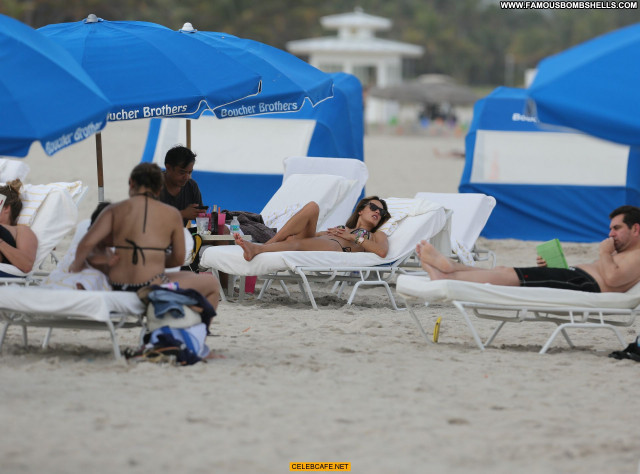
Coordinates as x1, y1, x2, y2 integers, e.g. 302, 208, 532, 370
417, 205, 640, 293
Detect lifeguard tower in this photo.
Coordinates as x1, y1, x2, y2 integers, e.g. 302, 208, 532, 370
286, 7, 423, 124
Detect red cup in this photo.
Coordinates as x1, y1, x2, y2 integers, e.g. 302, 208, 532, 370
217, 212, 226, 234
245, 275, 257, 293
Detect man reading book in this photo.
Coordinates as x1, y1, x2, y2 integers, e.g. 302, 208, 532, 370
417, 205, 640, 293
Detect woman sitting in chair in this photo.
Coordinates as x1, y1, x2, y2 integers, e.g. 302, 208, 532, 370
69, 163, 220, 311
0, 179, 38, 276
234, 196, 391, 261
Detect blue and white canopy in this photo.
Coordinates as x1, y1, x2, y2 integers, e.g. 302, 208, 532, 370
39, 16, 262, 122
462, 87, 639, 242
0, 14, 110, 157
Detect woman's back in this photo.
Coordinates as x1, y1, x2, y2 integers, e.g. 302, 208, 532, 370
102, 195, 184, 285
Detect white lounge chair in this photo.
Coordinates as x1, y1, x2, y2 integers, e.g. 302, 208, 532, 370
201, 198, 452, 309
0, 158, 30, 182
413, 192, 496, 267
261, 156, 369, 232
0, 285, 144, 359
396, 276, 640, 354
0, 217, 144, 358
0, 182, 84, 283
211, 156, 368, 300
0, 212, 197, 358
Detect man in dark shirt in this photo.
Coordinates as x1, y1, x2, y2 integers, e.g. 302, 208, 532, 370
158, 145, 204, 226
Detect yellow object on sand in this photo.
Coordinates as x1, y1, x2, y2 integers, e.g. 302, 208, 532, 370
433, 317, 442, 343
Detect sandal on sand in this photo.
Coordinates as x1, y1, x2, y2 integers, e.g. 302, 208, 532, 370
608, 339, 640, 362
124, 346, 180, 365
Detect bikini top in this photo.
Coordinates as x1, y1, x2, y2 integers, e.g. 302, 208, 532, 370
0, 225, 17, 264
114, 192, 168, 265
336, 226, 371, 240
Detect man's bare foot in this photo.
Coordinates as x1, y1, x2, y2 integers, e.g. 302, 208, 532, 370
418, 241, 455, 273
234, 233, 258, 261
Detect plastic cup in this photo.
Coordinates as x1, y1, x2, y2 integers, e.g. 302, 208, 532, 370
196, 216, 209, 234
217, 212, 226, 234
245, 275, 257, 293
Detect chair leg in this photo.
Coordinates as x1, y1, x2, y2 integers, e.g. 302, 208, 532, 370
42, 328, 53, 348
0, 322, 10, 351
295, 270, 318, 310
212, 269, 227, 302
484, 321, 506, 347
346, 279, 400, 311
105, 320, 122, 360
279, 280, 291, 297
257, 279, 272, 300
560, 327, 575, 348
540, 322, 627, 354
453, 301, 485, 350
400, 297, 433, 345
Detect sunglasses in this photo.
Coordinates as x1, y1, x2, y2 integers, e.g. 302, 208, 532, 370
367, 202, 388, 217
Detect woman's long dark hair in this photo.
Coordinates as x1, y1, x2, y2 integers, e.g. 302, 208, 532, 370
0, 179, 23, 225
345, 196, 390, 232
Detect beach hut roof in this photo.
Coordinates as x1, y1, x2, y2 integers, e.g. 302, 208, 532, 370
287, 7, 422, 57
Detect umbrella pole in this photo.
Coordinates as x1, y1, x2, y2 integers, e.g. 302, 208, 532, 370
186, 119, 191, 149
95, 132, 105, 203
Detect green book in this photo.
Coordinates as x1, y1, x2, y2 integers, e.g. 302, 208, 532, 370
536, 239, 569, 269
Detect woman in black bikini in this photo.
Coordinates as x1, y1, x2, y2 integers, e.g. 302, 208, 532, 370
70, 163, 220, 310
234, 196, 391, 261
0, 179, 38, 276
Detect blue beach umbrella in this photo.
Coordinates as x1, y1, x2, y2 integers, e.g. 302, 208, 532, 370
528, 22, 640, 146
178, 23, 334, 120
39, 15, 262, 200
39, 16, 262, 123
0, 14, 110, 157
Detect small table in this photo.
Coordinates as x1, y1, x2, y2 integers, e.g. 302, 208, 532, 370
197, 233, 253, 300
199, 234, 252, 243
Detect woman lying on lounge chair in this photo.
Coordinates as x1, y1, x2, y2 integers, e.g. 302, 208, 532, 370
69, 163, 220, 310
0, 179, 38, 276
234, 196, 391, 261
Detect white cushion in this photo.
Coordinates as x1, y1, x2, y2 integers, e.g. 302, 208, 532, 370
0, 159, 29, 182
42, 220, 111, 291
167, 227, 195, 271
17, 181, 84, 226
261, 174, 356, 230
378, 197, 440, 236
282, 157, 369, 229
0, 187, 78, 277
396, 277, 640, 310
261, 203, 303, 232
414, 192, 496, 250
200, 206, 451, 276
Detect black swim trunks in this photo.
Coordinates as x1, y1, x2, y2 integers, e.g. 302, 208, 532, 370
514, 266, 601, 293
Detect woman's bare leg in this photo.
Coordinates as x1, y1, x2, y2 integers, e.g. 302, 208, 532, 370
265, 201, 320, 244
168, 271, 221, 311
235, 233, 341, 261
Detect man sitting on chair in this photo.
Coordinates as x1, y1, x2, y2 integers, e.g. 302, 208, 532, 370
159, 145, 204, 226
417, 205, 640, 293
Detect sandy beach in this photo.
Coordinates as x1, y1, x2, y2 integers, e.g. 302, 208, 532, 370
2, 121, 640, 474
